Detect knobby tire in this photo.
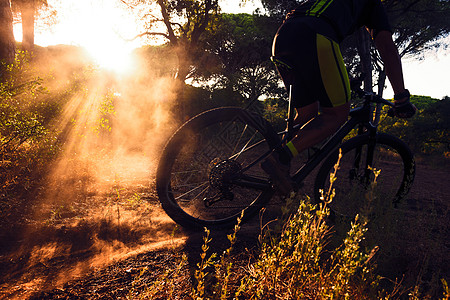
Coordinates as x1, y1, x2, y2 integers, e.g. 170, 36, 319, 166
314, 133, 415, 220
156, 107, 279, 230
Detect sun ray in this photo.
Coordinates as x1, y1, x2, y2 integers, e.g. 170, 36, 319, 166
29, 0, 142, 74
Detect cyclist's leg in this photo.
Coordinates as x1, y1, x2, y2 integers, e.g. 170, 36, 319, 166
285, 33, 351, 157
290, 102, 350, 154
267, 23, 350, 192
273, 24, 326, 146
293, 101, 319, 128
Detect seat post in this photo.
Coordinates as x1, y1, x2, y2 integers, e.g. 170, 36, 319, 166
271, 56, 296, 142
286, 84, 295, 141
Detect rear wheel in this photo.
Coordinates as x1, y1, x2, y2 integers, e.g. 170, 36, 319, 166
156, 107, 279, 230
314, 133, 415, 220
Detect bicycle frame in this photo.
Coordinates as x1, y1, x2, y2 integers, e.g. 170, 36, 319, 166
290, 104, 375, 184
233, 88, 393, 192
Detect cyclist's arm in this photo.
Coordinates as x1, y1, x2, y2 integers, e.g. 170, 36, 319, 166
374, 30, 408, 103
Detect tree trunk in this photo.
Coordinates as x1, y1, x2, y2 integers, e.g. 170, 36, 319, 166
0, 0, 15, 79
21, 0, 35, 51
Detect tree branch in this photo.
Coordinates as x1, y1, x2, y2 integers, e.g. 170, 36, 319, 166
156, 0, 178, 44
127, 31, 170, 41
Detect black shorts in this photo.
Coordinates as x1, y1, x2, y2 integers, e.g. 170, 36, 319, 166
272, 18, 350, 108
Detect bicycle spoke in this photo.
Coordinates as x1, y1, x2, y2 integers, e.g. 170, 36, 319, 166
230, 138, 267, 160
234, 127, 260, 159
174, 181, 209, 201
231, 123, 249, 155
157, 107, 277, 228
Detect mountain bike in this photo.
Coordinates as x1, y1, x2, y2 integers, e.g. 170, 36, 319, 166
156, 78, 415, 230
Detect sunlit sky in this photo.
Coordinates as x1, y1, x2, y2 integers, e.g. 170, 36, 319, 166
13, 0, 450, 99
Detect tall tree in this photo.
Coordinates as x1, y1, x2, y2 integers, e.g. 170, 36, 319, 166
386, 0, 450, 57
259, 0, 297, 20
11, 0, 48, 51
198, 13, 282, 103
122, 0, 221, 119
0, 0, 15, 78
124, 0, 220, 83
374, 0, 450, 95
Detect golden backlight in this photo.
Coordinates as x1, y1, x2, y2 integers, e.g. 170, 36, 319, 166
18, 0, 142, 74
65, 1, 140, 73
81, 19, 136, 74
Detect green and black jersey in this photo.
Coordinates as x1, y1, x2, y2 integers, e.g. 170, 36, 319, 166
287, 0, 391, 42
272, 0, 392, 108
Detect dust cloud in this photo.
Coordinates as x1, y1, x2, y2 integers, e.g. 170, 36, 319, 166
0, 46, 188, 298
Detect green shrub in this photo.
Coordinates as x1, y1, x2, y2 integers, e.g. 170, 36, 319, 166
1, 52, 47, 152
262, 93, 450, 158
379, 95, 450, 157
0, 51, 63, 200
133, 194, 387, 299
235, 196, 380, 299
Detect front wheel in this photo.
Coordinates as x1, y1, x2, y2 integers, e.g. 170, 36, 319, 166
314, 133, 415, 219
156, 107, 280, 230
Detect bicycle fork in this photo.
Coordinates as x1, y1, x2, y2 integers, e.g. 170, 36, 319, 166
353, 125, 378, 185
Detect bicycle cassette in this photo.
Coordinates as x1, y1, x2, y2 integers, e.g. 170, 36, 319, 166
209, 159, 242, 190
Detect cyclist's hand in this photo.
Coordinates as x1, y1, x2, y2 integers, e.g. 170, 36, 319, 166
388, 89, 417, 118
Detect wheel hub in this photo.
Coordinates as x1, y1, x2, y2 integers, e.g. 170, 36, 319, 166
209, 159, 242, 190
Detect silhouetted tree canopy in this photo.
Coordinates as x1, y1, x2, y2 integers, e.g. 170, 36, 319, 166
195, 13, 282, 102
373, 0, 450, 94
122, 0, 221, 83
385, 0, 450, 57
257, 0, 450, 93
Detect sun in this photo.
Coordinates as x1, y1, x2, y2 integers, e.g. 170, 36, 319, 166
32, 0, 142, 74
73, 2, 140, 74
81, 21, 137, 74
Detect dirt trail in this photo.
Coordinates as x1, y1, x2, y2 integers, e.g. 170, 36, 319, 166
0, 160, 448, 299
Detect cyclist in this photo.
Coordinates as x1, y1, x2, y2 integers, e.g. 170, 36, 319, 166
261, 0, 416, 195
